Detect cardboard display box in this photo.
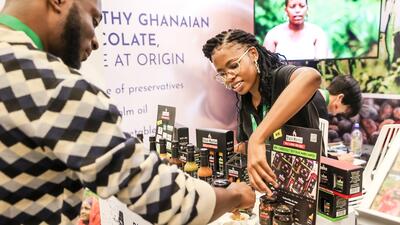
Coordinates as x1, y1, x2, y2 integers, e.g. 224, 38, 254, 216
173, 124, 189, 149
173, 123, 189, 159
318, 187, 348, 219
226, 153, 249, 183
196, 128, 234, 177
320, 157, 363, 196
270, 125, 322, 225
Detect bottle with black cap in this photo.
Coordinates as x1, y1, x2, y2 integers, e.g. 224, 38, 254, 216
159, 138, 169, 160
198, 148, 213, 184
184, 144, 198, 178
136, 133, 144, 143
149, 136, 157, 153
169, 140, 183, 169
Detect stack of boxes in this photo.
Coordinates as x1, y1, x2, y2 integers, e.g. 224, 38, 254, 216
157, 120, 244, 183
196, 128, 234, 178
318, 156, 363, 220
225, 153, 249, 183
173, 124, 189, 163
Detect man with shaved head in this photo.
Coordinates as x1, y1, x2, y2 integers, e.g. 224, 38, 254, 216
0, 0, 255, 224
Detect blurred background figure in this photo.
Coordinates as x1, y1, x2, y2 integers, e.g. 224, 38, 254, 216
315, 75, 362, 121
263, 0, 330, 60
78, 197, 101, 225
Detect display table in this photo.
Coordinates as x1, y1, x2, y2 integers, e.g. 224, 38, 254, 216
317, 212, 356, 225
208, 192, 357, 225
209, 208, 356, 225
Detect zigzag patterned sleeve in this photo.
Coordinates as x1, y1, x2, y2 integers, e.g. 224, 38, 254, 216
37, 77, 216, 224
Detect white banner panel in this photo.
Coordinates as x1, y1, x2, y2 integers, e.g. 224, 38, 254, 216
0, 0, 253, 144
0, 1, 253, 223
98, 0, 254, 143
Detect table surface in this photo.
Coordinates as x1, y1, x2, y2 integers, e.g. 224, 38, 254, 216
208, 192, 357, 225
209, 211, 356, 225
209, 144, 372, 225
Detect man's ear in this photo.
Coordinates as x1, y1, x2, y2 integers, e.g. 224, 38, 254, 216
48, 0, 66, 14
337, 93, 345, 103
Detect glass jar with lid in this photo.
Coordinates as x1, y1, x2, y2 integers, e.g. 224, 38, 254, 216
259, 194, 278, 225
273, 204, 293, 225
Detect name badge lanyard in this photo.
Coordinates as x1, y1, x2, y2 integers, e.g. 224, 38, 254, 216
0, 14, 44, 50
250, 105, 268, 132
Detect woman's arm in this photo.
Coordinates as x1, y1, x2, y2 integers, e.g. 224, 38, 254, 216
247, 67, 321, 193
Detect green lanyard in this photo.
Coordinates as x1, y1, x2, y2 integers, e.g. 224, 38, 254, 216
320, 89, 330, 106
0, 14, 44, 50
250, 105, 268, 132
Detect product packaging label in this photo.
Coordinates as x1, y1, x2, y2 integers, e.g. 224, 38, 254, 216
270, 125, 321, 225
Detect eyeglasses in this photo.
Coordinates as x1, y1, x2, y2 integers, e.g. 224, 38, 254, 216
214, 47, 251, 85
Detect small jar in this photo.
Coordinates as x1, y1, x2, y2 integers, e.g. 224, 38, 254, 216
259, 194, 277, 225
273, 204, 293, 225
212, 178, 230, 188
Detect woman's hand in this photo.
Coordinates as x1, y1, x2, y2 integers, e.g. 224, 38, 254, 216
247, 135, 278, 195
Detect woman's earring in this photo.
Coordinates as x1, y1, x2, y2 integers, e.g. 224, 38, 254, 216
255, 61, 260, 74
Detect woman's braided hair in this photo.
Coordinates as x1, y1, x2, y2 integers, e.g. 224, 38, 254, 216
202, 29, 286, 107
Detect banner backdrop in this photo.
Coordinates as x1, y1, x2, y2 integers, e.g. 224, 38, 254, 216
0, 0, 253, 144
96, 0, 254, 144
92, 1, 253, 223
0, 1, 253, 223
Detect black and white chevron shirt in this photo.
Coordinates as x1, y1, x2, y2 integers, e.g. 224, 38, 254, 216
0, 27, 215, 225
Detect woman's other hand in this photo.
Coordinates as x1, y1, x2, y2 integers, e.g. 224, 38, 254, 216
247, 136, 278, 195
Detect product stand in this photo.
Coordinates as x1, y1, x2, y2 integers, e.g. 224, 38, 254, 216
316, 208, 356, 225
208, 191, 357, 225
96, 129, 394, 225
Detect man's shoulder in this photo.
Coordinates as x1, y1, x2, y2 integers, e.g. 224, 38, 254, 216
0, 28, 76, 73
0, 42, 106, 99
1, 40, 81, 79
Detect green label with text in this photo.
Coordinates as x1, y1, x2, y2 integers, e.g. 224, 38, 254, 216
273, 145, 317, 160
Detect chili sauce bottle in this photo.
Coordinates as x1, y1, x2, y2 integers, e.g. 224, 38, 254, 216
184, 144, 198, 178
197, 148, 213, 184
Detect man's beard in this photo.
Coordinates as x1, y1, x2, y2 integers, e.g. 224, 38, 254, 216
60, 4, 82, 69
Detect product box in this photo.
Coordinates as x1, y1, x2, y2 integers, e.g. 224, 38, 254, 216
318, 187, 348, 219
320, 157, 363, 196
179, 145, 187, 164
173, 123, 189, 146
196, 128, 234, 177
226, 153, 249, 183
155, 105, 176, 153
270, 125, 322, 225
173, 123, 189, 156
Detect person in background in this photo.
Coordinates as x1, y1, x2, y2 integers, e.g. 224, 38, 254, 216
315, 75, 362, 120
202, 29, 321, 194
78, 197, 100, 225
0, 0, 255, 224
263, 0, 330, 60
314, 75, 362, 160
